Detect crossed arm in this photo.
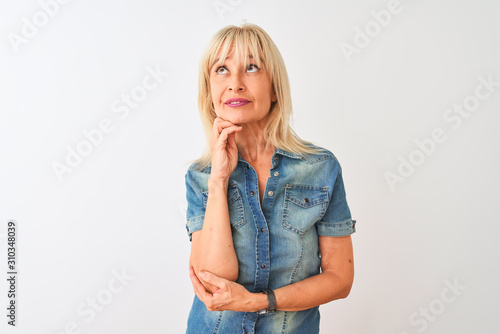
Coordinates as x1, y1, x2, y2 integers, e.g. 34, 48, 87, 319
188, 117, 354, 311
189, 234, 354, 312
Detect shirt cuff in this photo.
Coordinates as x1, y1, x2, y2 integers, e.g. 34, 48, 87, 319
186, 215, 204, 241
316, 218, 356, 237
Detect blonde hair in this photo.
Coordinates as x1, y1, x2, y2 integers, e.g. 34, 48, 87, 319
193, 23, 321, 169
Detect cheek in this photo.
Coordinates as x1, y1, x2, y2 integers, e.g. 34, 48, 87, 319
260, 89, 274, 105
210, 90, 224, 115
210, 86, 223, 104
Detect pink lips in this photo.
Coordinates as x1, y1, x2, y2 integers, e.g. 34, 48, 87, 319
225, 98, 251, 107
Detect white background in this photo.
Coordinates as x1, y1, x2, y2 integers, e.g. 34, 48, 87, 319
1, 0, 499, 333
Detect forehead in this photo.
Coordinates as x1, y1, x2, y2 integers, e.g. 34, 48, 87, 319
210, 42, 263, 69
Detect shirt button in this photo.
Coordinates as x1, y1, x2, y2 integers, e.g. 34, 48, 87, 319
250, 191, 255, 196
261, 263, 266, 269
246, 165, 250, 169
268, 191, 274, 197
260, 227, 266, 233
273, 171, 279, 177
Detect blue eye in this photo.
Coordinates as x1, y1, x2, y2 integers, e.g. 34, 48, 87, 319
247, 64, 260, 73
215, 66, 228, 74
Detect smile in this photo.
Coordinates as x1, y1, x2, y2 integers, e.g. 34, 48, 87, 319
225, 98, 251, 108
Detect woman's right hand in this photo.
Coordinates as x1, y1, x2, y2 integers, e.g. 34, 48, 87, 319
209, 117, 242, 184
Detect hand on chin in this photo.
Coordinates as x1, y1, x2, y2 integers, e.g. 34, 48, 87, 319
216, 113, 245, 127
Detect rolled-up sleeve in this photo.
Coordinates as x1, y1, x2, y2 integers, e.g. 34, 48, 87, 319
185, 170, 206, 241
316, 167, 356, 237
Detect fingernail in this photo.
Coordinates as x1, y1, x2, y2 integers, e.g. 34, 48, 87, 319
199, 272, 206, 279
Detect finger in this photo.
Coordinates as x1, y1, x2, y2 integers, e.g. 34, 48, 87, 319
199, 271, 228, 291
189, 266, 201, 294
189, 267, 213, 301
213, 119, 242, 136
227, 132, 237, 149
214, 117, 236, 127
214, 125, 242, 141
217, 126, 242, 144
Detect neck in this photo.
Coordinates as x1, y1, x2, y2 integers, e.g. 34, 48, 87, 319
235, 119, 275, 163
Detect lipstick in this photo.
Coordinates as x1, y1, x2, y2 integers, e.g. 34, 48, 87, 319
225, 98, 251, 107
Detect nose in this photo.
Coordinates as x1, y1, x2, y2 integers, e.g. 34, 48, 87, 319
228, 73, 245, 92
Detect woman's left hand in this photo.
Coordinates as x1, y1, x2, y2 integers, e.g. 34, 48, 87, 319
189, 266, 261, 312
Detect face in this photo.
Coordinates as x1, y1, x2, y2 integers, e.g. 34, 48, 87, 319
209, 47, 277, 126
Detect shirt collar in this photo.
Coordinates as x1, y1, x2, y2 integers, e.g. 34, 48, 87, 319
274, 148, 303, 160
237, 147, 303, 164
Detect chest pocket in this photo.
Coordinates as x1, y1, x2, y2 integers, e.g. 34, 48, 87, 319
282, 184, 329, 236
201, 183, 246, 231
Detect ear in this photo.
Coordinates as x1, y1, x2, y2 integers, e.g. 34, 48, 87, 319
271, 91, 277, 103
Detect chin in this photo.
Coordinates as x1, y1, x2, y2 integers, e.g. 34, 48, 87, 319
226, 117, 246, 126
216, 106, 268, 125
216, 111, 245, 125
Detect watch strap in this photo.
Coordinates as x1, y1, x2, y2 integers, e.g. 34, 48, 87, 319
257, 289, 276, 314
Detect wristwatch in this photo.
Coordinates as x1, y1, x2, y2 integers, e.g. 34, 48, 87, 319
256, 289, 277, 314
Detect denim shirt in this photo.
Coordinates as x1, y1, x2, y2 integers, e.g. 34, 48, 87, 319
185, 145, 356, 334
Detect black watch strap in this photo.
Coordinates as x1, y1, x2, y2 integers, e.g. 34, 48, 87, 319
257, 289, 276, 314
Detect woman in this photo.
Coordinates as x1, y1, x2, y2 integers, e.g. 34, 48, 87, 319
185, 23, 356, 333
